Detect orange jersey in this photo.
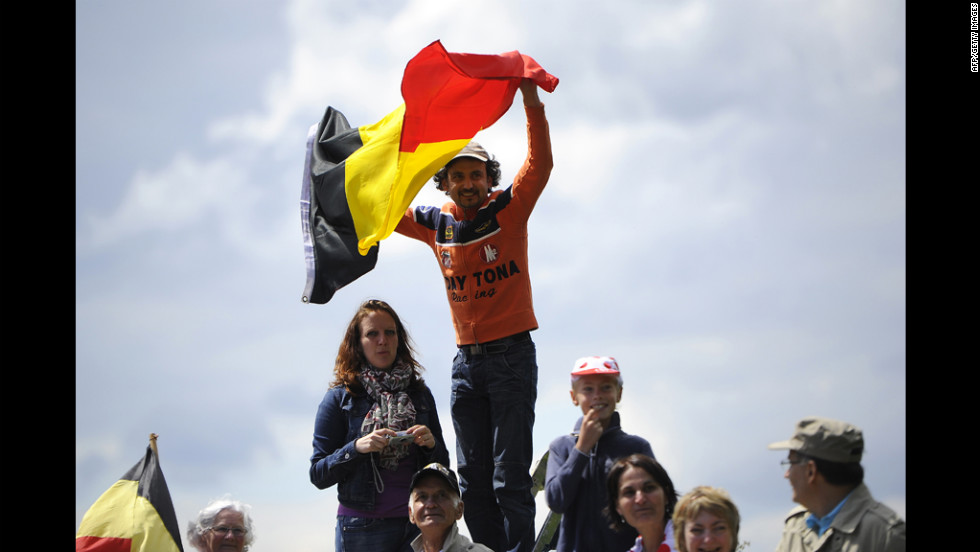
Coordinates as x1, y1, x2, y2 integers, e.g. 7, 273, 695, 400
395, 105, 552, 345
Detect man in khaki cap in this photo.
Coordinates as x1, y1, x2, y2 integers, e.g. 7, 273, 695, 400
768, 417, 905, 552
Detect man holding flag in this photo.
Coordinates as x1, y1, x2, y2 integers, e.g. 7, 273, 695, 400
301, 41, 557, 551
394, 77, 553, 552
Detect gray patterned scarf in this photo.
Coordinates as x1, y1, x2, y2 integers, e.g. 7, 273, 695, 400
358, 362, 417, 470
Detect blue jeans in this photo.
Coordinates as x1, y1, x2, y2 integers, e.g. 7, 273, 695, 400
451, 336, 538, 552
334, 516, 419, 552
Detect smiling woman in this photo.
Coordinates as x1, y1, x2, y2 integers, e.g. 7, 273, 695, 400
606, 454, 680, 552
672, 486, 741, 552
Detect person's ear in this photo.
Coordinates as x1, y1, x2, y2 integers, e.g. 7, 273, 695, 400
455, 499, 465, 521
569, 389, 579, 406
804, 460, 818, 484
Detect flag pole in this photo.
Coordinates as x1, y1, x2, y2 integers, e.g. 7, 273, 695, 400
149, 432, 159, 458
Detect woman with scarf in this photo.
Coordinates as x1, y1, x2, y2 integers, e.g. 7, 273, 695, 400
310, 299, 450, 552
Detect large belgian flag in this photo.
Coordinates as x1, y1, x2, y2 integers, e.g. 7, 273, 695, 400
76, 438, 184, 552
301, 40, 558, 304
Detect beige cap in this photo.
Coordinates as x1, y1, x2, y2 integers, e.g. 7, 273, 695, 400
451, 142, 489, 162
768, 416, 864, 463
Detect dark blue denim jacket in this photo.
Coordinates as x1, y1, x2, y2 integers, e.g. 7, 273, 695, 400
309, 383, 450, 510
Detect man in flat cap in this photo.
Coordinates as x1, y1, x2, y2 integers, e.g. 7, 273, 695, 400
768, 417, 905, 552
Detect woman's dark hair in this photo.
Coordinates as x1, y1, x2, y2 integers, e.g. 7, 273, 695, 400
330, 299, 424, 395
604, 454, 679, 532
432, 157, 502, 193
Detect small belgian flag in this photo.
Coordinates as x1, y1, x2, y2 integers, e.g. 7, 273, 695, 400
76, 435, 184, 552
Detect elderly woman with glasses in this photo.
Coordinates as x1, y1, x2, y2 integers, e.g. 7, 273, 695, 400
186, 497, 254, 552
310, 299, 451, 552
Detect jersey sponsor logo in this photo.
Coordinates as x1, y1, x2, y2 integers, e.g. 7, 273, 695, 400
444, 226, 454, 241
441, 250, 452, 268
479, 243, 499, 264
443, 260, 522, 303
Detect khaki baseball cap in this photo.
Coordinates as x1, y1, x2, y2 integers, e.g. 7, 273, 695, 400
768, 416, 864, 463
451, 142, 489, 163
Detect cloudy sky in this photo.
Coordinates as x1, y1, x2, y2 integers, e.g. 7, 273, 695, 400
76, 1, 905, 550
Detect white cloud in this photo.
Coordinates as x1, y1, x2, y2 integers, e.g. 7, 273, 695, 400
625, 1, 711, 50
82, 152, 251, 248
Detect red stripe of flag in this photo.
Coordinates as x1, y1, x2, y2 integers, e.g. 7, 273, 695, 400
400, 39, 558, 152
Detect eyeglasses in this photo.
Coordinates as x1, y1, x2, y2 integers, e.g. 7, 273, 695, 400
209, 526, 247, 537
780, 458, 805, 468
